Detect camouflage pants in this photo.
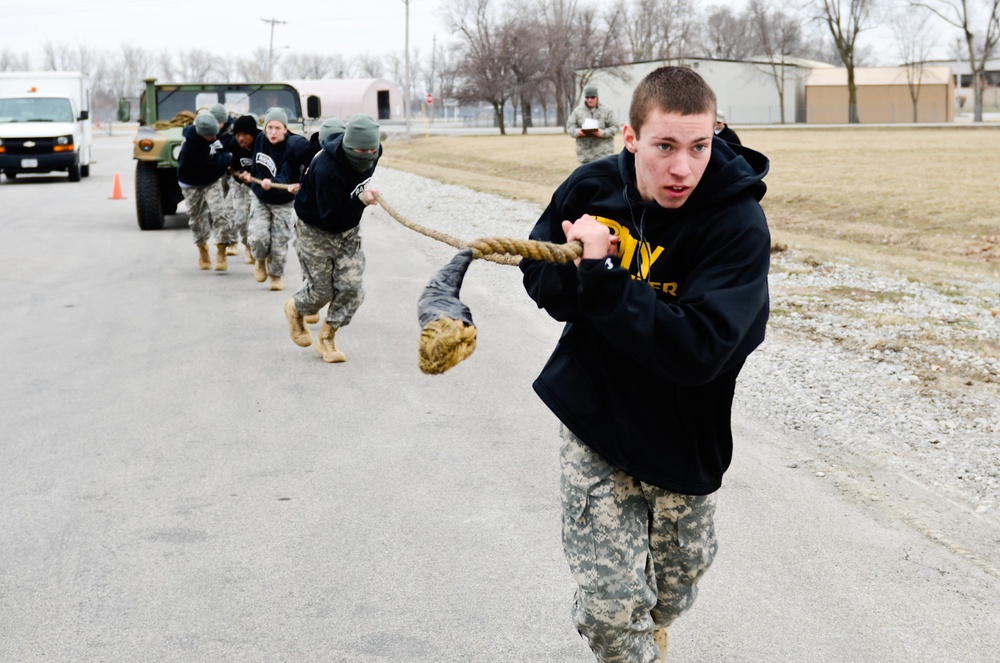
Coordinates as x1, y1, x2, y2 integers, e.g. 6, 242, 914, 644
575, 137, 616, 165
182, 179, 236, 245
292, 220, 365, 328
227, 180, 253, 244
559, 426, 718, 663
247, 198, 296, 277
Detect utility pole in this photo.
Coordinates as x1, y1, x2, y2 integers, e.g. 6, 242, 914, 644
261, 17, 287, 80
431, 34, 436, 123
955, 38, 962, 120
403, 0, 411, 143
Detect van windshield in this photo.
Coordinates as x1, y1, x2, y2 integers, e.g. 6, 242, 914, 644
0, 97, 74, 123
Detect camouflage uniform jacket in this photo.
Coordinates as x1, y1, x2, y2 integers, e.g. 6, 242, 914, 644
566, 101, 620, 164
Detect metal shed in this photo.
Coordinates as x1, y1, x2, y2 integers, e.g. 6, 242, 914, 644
805, 66, 955, 123
281, 78, 403, 122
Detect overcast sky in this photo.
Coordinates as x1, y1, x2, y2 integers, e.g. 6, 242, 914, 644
5, 0, 449, 64
4, 0, 961, 70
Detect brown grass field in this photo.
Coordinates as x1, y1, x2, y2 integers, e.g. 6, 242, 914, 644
381, 127, 1000, 284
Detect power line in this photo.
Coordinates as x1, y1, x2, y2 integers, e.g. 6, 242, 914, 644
261, 17, 288, 80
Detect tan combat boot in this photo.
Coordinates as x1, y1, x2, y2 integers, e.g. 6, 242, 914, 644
197, 243, 211, 270
244, 245, 254, 264
226, 243, 238, 256
215, 244, 228, 271
315, 322, 346, 363
284, 299, 313, 347
254, 259, 267, 282
653, 628, 668, 661
304, 313, 320, 325
269, 275, 283, 291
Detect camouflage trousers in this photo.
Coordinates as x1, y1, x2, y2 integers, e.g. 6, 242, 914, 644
182, 179, 237, 246
292, 220, 365, 328
559, 426, 718, 663
247, 198, 296, 277
227, 180, 253, 244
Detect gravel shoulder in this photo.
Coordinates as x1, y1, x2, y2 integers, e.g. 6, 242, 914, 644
369, 165, 1000, 578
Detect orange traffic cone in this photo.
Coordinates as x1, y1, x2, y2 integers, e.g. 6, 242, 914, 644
109, 172, 125, 200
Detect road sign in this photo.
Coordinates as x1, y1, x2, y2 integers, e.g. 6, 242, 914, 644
426, 93, 434, 105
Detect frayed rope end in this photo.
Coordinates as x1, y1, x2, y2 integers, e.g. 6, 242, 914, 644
418, 317, 478, 375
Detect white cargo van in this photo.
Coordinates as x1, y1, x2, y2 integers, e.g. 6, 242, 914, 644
0, 71, 93, 182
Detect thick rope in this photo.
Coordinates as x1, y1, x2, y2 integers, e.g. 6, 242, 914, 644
372, 191, 582, 266
226, 181, 581, 266
152, 110, 196, 131
228, 168, 292, 191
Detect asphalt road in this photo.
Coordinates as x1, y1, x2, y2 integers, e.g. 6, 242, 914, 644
1, 134, 998, 662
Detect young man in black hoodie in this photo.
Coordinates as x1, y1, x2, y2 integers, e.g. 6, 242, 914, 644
520, 66, 770, 662
283, 113, 381, 363
176, 111, 236, 271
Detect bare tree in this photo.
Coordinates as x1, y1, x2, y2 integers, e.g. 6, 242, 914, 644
106, 44, 154, 99
213, 53, 241, 83
505, 11, 547, 132
354, 53, 384, 78
890, 6, 936, 121
570, 3, 630, 114
280, 53, 339, 79
386, 47, 425, 116
814, 0, 878, 123
910, 0, 1000, 121
326, 54, 351, 79
156, 51, 176, 81
445, 0, 517, 133
618, 0, 696, 61
176, 49, 217, 82
430, 43, 462, 112
41, 42, 99, 74
237, 48, 273, 81
0, 48, 32, 72
537, 0, 585, 129
749, 0, 804, 123
699, 6, 757, 59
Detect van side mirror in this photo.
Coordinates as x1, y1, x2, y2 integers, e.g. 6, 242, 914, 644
306, 95, 321, 120
79, 110, 89, 121
117, 99, 131, 122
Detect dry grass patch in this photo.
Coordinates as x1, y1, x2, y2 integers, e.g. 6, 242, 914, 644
380, 127, 1000, 283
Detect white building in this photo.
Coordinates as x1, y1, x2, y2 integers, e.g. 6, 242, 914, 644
282, 78, 403, 122
579, 57, 830, 126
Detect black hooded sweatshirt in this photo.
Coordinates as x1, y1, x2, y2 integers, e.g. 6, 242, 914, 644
248, 130, 310, 205
520, 137, 770, 495
176, 124, 231, 187
294, 134, 381, 234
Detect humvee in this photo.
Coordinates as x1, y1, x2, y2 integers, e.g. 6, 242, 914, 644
118, 78, 320, 230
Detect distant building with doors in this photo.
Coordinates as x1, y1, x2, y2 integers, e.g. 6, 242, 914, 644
805, 66, 955, 123
923, 58, 1000, 112
282, 78, 402, 122
579, 57, 824, 127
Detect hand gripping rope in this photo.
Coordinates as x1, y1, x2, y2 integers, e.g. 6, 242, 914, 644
371, 192, 583, 375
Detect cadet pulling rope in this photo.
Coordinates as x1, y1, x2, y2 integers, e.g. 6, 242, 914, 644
232, 173, 583, 374
227, 176, 583, 264
368, 192, 583, 375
